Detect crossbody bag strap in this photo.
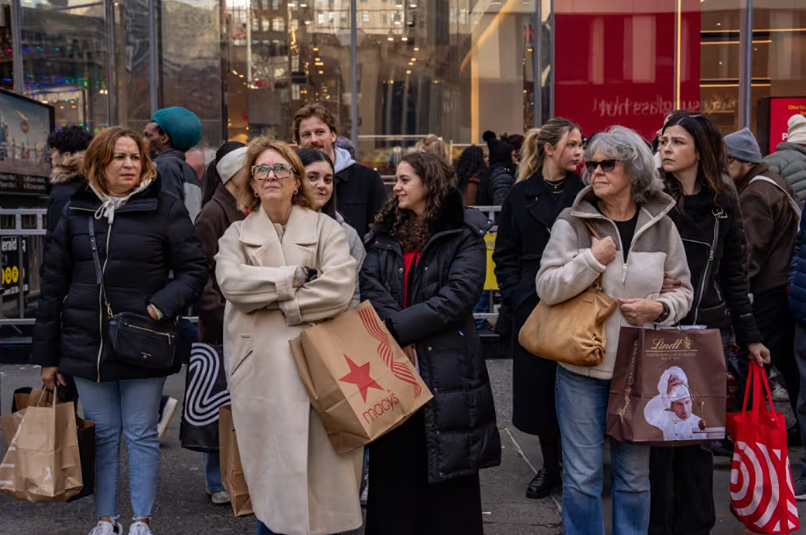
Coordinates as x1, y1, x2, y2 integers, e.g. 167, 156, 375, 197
87, 217, 113, 318
749, 175, 803, 220
582, 219, 606, 289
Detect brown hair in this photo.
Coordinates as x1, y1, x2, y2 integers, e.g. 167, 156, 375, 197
660, 110, 730, 198
83, 126, 157, 195
236, 137, 316, 213
516, 118, 581, 183
375, 152, 455, 251
293, 103, 338, 144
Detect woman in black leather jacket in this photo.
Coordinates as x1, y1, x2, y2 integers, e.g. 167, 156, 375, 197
651, 111, 770, 535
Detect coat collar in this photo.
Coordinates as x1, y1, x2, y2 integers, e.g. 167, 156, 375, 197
69, 174, 162, 213
211, 183, 243, 223
50, 152, 85, 184
521, 171, 585, 229
239, 204, 319, 247
735, 161, 770, 195
569, 185, 677, 242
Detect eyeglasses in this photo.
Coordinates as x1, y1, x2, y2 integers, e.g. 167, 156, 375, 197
585, 159, 620, 173
251, 163, 296, 181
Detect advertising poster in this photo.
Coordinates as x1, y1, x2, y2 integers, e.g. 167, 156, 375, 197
0, 90, 54, 196
770, 97, 806, 149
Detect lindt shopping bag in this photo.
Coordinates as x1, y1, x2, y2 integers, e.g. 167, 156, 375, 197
289, 301, 433, 454
0, 389, 83, 502
606, 326, 727, 445
219, 405, 253, 517
181, 343, 231, 452
727, 363, 800, 534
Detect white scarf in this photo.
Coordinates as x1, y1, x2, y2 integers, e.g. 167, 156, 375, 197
90, 179, 153, 224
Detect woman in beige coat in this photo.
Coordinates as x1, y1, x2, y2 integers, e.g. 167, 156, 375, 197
215, 138, 361, 535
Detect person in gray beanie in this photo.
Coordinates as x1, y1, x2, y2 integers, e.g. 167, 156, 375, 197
725, 127, 802, 459
765, 114, 806, 201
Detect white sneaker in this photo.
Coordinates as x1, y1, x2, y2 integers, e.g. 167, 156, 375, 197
209, 490, 230, 505
157, 396, 178, 440
89, 519, 123, 535
128, 521, 153, 535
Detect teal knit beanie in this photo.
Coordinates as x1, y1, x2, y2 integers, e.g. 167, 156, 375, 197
152, 107, 202, 152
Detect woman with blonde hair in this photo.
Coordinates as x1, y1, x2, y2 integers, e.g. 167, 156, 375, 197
417, 133, 451, 161
34, 126, 207, 535
492, 117, 584, 499
216, 137, 361, 535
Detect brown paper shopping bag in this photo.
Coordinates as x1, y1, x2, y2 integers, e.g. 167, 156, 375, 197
290, 301, 433, 455
606, 326, 727, 446
0, 389, 83, 502
219, 405, 253, 517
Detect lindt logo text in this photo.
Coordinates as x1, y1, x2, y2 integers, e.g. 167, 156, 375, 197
651, 338, 685, 351
362, 392, 401, 424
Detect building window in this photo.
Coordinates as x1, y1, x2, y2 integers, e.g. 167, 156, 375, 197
272, 17, 285, 31
381, 10, 386, 23
340, 11, 347, 26
272, 0, 279, 9
317, 11, 324, 24
362, 10, 369, 23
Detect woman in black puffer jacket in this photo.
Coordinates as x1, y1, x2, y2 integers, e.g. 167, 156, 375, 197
360, 152, 501, 535
651, 111, 770, 535
33, 126, 207, 535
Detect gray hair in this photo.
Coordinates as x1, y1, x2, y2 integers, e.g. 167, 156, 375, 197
584, 126, 662, 204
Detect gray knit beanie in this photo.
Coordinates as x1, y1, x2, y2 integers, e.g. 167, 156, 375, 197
724, 127, 762, 163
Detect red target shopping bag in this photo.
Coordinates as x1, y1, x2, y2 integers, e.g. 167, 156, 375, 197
727, 362, 800, 534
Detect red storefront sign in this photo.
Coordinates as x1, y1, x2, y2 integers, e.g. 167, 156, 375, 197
554, 0, 702, 141
770, 97, 806, 147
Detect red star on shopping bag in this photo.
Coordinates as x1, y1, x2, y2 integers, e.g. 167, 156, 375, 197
339, 354, 384, 402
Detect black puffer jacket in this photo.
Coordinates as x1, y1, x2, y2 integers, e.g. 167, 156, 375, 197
360, 189, 501, 483
32, 176, 208, 382
664, 180, 762, 346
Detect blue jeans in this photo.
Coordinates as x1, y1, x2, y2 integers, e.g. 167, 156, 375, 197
256, 521, 282, 535
556, 366, 651, 535
75, 376, 166, 520
204, 452, 225, 494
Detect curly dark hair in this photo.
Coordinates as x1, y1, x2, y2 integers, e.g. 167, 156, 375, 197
47, 125, 93, 154
375, 152, 455, 251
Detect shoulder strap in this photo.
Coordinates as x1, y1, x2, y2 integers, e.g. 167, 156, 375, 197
583, 219, 601, 240
749, 176, 802, 220
87, 217, 113, 317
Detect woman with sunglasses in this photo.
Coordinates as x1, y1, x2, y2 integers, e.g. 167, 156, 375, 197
492, 118, 585, 499
537, 126, 693, 535
216, 138, 362, 535
651, 112, 770, 535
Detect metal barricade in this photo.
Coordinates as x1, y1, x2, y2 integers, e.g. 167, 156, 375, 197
471, 206, 501, 324
0, 209, 46, 327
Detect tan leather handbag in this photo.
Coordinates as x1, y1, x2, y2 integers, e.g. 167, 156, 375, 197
518, 221, 618, 367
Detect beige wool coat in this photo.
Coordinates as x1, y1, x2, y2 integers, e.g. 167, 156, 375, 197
216, 205, 363, 535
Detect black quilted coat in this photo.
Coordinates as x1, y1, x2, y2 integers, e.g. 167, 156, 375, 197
32, 176, 207, 382
359, 189, 502, 483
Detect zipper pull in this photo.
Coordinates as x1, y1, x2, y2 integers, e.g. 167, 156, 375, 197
709, 249, 714, 261
622, 263, 628, 283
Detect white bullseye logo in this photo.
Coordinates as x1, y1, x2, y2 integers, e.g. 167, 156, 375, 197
730, 441, 799, 533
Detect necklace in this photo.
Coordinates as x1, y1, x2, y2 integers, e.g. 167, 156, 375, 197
544, 177, 566, 190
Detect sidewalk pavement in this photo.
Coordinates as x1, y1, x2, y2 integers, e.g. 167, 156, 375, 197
1, 360, 804, 535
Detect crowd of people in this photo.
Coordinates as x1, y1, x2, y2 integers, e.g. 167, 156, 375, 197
27, 102, 806, 535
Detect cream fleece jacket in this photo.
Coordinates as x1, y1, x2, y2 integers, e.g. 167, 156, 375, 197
536, 186, 694, 380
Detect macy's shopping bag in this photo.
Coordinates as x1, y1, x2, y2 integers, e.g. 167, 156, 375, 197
219, 405, 252, 517
180, 343, 231, 452
727, 362, 800, 534
289, 301, 433, 455
0, 389, 84, 502
606, 326, 727, 445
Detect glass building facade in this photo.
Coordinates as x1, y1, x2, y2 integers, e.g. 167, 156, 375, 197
0, 0, 804, 173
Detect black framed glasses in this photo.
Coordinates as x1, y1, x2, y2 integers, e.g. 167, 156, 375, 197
251, 163, 296, 181
585, 159, 620, 173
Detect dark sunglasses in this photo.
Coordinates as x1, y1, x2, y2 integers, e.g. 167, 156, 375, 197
585, 159, 620, 173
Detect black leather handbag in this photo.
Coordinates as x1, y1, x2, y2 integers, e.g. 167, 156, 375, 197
88, 217, 178, 371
